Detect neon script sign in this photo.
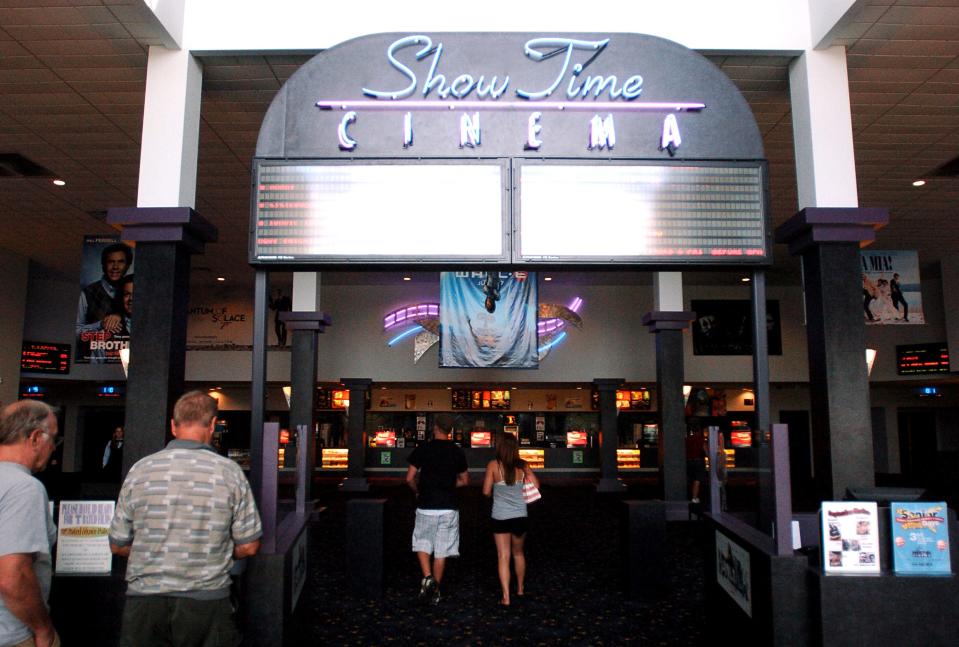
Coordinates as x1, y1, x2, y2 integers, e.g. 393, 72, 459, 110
317, 35, 704, 154
361, 36, 644, 101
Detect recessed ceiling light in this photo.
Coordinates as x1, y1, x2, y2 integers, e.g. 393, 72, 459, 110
216, 277, 226, 282
52, 179, 65, 186
912, 179, 926, 187
544, 276, 552, 281
741, 276, 751, 283
403, 276, 411, 281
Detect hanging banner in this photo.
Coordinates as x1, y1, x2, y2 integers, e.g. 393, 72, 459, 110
186, 286, 290, 350
439, 271, 538, 368
691, 300, 782, 356
75, 235, 134, 364
861, 250, 924, 325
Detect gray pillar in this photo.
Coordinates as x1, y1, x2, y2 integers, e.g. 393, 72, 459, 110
642, 311, 695, 509
340, 378, 372, 492
594, 378, 625, 493
107, 207, 217, 474
280, 312, 332, 503
775, 207, 888, 500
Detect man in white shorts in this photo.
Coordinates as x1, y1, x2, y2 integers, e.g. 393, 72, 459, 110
405, 413, 469, 605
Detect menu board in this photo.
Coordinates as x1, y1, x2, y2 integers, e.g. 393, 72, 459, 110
896, 343, 950, 375
55, 501, 115, 575
451, 389, 511, 410
821, 502, 881, 574
891, 502, 952, 575
614, 389, 651, 410
21, 341, 70, 374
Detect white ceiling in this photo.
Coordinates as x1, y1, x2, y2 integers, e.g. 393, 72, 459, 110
0, 0, 956, 288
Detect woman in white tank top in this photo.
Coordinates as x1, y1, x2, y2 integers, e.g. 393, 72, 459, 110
482, 432, 540, 607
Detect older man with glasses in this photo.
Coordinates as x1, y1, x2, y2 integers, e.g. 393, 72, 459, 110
0, 400, 61, 647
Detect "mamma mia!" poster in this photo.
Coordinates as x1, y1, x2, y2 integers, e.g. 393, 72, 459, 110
861, 250, 924, 325
439, 271, 538, 368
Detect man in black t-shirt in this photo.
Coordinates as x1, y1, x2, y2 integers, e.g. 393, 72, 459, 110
405, 413, 469, 605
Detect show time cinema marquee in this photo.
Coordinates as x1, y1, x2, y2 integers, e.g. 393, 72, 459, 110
251, 33, 770, 267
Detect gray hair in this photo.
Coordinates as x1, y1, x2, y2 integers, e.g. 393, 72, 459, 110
0, 400, 56, 445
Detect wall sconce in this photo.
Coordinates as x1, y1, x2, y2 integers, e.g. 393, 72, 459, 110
865, 348, 877, 377
119, 347, 130, 377
682, 385, 692, 399
282, 385, 292, 408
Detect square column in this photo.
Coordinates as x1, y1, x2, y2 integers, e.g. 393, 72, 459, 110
280, 312, 332, 504
776, 207, 888, 500
107, 207, 217, 473
340, 378, 373, 492
642, 311, 696, 510
594, 378, 625, 493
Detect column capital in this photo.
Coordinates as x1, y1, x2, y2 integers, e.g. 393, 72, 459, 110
107, 207, 217, 253
279, 311, 332, 332
775, 207, 888, 256
642, 311, 696, 332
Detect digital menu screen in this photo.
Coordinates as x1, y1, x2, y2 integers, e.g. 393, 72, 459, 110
21, 341, 70, 374
897, 343, 950, 375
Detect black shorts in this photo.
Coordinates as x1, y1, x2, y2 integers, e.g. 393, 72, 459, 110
491, 516, 528, 536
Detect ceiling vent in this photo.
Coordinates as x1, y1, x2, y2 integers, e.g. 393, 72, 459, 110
0, 153, 56, 178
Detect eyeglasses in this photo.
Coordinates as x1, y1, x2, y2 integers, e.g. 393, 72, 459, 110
39, 431, 63, 448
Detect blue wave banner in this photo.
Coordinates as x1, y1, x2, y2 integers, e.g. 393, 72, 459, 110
440, 272, 538, 368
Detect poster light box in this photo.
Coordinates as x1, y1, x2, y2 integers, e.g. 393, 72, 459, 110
251, 161, 508, 264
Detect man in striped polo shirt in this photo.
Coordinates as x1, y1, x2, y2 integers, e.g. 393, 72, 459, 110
109, 391, 262, 647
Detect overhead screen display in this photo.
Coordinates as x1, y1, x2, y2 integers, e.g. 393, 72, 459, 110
251, 162, 507, 263
250, 160, 769, 265
517, 162, 768, 263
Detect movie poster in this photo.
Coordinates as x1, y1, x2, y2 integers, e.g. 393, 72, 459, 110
75, 235, 134, 364
890, 502, 952, 575
186, 286, 291, 350
691, 300, 782, 356
439, 271, 538, 368
861, 250, 924, 325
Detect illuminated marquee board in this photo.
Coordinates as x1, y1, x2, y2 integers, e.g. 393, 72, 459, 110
252, 160, 768, 265
896, 343, 950, 375
252, 161, 507, 263
517, 162, 768, 263
21, 341, 70, 374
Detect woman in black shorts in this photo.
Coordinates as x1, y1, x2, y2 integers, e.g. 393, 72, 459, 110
482, 433, 540, 607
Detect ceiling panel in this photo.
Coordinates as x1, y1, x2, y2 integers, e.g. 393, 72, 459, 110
0, 3, 955, 286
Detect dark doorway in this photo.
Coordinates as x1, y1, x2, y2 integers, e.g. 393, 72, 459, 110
79, 407, 125, 480
779, 410, 814, 511
897, 409, 938, 488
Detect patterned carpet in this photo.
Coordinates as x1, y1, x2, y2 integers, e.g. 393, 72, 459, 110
286, 481, 706, 646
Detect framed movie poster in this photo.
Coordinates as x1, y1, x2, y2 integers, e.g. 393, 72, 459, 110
691, 300, 782, 356
820, 501, 881, 574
